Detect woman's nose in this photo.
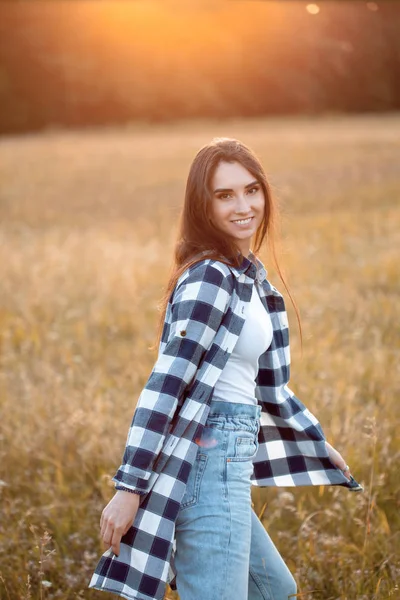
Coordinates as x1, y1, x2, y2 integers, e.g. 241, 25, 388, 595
234, 195, 251, 213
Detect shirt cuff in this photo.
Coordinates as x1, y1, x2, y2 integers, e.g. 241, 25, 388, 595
114, 484, 147, 495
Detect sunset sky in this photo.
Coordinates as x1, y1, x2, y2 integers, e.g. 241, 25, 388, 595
0, 0, 389, 132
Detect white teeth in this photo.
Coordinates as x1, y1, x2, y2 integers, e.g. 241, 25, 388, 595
233, 217, 252, 224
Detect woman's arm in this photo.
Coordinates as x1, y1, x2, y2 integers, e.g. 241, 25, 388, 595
325, 441, 351, 479
112, 260, 233, 494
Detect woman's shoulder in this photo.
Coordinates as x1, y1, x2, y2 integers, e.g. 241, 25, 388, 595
170, 259, 235, 309
177, 257, 234, 286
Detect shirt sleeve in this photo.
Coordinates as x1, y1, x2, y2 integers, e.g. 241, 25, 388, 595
113, 260, 233, 493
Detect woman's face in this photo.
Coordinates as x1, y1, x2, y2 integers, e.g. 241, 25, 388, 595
209, 160, 265, 256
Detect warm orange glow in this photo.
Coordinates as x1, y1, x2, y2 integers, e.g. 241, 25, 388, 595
64, 1, 291, 66
366, 2, 379, 11
3, 0, 322, 125
306, 4, 320, 15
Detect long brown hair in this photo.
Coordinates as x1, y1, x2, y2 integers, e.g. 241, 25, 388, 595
151, 137, 302, 352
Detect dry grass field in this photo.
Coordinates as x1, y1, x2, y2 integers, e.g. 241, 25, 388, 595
0, 114, 399, 599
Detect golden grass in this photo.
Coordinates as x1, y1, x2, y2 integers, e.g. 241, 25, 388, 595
0, 114, 399, 599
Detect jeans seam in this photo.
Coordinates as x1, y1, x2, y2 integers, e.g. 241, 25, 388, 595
249, 564, 272, 600
180, 453, 207, 510
222, 464, 233, 600
223, 436, 228, 499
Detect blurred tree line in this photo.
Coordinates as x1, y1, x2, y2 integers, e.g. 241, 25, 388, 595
0, 1, 399, 135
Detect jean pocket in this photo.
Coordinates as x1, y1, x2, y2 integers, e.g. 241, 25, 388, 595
227, 434, 258, 462
180, 452, 208, 509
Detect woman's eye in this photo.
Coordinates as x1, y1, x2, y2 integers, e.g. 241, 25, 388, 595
248, 186, 259, 195
217, 187, 259, 200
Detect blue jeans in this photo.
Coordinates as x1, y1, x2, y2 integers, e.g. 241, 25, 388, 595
174, 400, 297, 600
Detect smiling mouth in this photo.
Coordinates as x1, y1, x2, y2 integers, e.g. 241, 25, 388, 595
231, 216, 254, 224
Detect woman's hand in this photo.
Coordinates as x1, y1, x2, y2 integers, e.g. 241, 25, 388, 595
100, 490, 141, 556
325, 441, 351, 480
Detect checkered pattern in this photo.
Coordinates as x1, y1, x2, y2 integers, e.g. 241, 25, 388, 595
89, 252, 357, 600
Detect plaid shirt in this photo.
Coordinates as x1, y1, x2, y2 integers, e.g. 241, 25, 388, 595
89, 251, 359, 600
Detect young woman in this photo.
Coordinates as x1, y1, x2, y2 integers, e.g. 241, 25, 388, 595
89, 138, 362, 600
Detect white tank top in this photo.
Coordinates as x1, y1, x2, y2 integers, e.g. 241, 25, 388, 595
212, 284, 273, 406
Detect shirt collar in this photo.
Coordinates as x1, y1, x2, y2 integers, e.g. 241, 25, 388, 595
228, 250, 267, 283
196, 248, 267, 284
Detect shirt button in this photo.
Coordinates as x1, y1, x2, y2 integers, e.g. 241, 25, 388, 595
180, 330, 187, 337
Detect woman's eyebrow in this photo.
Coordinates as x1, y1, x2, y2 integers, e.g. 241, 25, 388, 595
213, 180, 259, 194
